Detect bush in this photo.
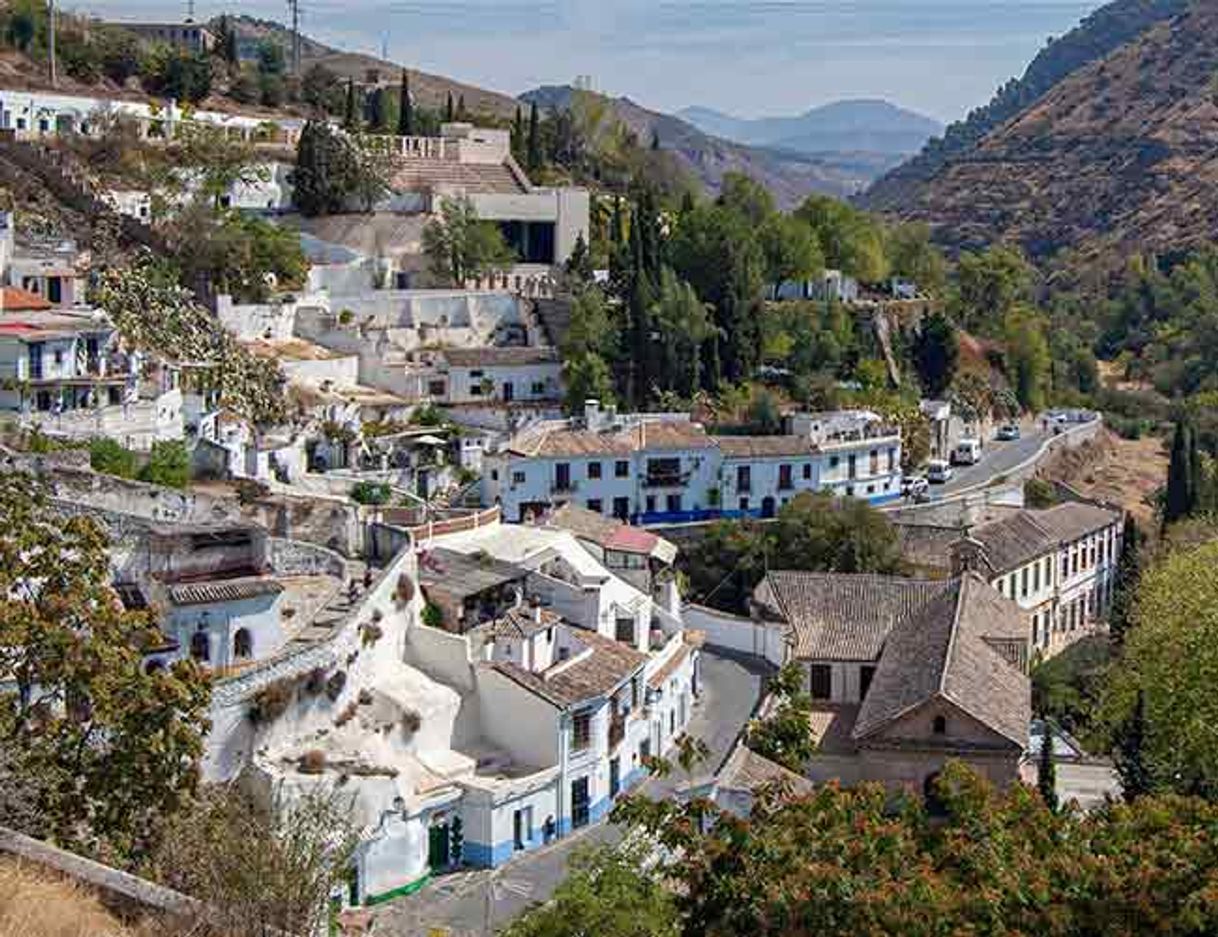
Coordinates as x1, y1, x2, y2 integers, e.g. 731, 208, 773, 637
250, 678, 295, 724
298, 749, 327, 774
360, 622, 384, 646
402, 709, 422, 737
350, 481, 392, 505
89, 437, 137, 479
421, 604, 443, 628
1024, 477, 1059, 509
138, 440, 189, 489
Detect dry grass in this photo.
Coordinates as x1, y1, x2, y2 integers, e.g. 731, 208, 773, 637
1038, 428, 1167, 527
0, 859, 135, 937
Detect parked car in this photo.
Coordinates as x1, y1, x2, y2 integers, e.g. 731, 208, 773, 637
902, 475, 929, 498
996, 424, 1021, 441
951, 438, 983, 466
927, 460, 953, 484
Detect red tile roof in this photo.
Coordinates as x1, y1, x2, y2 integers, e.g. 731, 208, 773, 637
0, 287, 53, 311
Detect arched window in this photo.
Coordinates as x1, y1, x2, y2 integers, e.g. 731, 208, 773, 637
234, 628, 253, 660
932, 715, 947, 736
190, 630, 210, 663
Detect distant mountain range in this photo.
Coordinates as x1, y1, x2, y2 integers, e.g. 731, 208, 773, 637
677, 100, 943, 158
522, 86, 901, 207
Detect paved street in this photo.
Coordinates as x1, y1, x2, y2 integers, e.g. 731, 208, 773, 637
377, 648, 768, 936
936, 428, 1052, 496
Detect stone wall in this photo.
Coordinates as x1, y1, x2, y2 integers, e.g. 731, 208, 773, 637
268, 537, 348, 578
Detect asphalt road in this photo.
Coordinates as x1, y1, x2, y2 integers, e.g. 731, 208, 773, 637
933, 427, 1054, 497
378, 648, 768, 937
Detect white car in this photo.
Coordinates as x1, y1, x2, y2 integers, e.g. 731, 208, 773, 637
902, 475, 929, 498
951, 438, 983, 466
927, 460, 954, 484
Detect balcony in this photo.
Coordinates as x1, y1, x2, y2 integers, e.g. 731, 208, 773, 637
551, 479, 579, 494
643, 474, 686, 489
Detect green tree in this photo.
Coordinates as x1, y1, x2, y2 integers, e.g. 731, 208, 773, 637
564, 232, 594, 286
0, 473, 211, 859
290, 120, 361, 217
717, 171, 776, 228
653, 266, 715, 399
1164, 419, 1198, 525
216, 15, 238, 68
397, 70, 413, 136
1108, 514, 1142, 649
422, 196, 515, 286
89, 437, 137, 479
343, 78, 358, 130
1099, 540, 1218, 797
1003, 306, 1051, 411
795, 194, 889, 283
563, 352, 615, 415
1114, 689, 1153, 801
758, 213, 823, 296
1037, 718, 1059, 812
139, 439, 190, 489
256, 38, 285, 76
445, 91, 455, 123
502, 844, 679, 937
954, 245, 1033, 331
527, 101, 542, 175
301, 63, 341, 113
887, 221, 947, 296
912, 310, 960, 398
174, 122, 268, 209
747, 663, 816, 771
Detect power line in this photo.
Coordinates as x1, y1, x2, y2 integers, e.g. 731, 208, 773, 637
47, 0, 56, 87
287, 0, 302, 75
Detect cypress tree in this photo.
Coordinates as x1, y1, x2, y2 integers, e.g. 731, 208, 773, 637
1165, 419, 1196, 525
445, 91, 455, 123
512, 106, 524, 161
343, 78, 358, 131
1109, 514, 1142, 649
1037, 718, 1059, 812
397, 70, 413, 136
650, 128, 660, 151
1115, 689, 1153, 801
526, 102, 542, 175
457, 94, 468, 121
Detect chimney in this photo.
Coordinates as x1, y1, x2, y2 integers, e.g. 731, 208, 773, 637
584, 399, 601, 431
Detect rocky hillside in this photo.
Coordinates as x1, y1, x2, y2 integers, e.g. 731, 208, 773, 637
863, 0, 1190, 215
523, 86, 889, 206
865, 0, 1218, 260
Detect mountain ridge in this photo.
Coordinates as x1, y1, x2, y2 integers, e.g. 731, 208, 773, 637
677, 100, 943, 158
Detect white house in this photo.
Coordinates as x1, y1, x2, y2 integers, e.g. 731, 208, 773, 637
953, 501, 1124, 657
481, 401, 903, 526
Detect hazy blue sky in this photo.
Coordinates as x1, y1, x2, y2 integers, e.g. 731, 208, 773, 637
76, 0, 1102, 122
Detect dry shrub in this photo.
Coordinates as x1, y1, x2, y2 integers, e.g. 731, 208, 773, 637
298, 750, 327, 775
248, 678, 294, 725
0, 859, 133, 937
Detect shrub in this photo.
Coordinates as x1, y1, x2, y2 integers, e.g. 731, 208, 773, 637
89, 437, 137, 479
334, 701, 359, 728
138, 439, 190, 489
303, 667, 328, 696
360, 622, 384, 646
1024, 477, 1059, 509
337, 309, 355, 325
325, 670, 347, 702
401, 709, 422, 737
298, 749, 327, 774
421, 604, 443, 629
350, 481, 392, 506
249, 678, 295, 724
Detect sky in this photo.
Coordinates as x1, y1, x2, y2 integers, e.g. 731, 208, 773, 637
74, 0, 1103, 123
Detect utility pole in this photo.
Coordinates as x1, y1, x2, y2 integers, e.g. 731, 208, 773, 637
288, 0, 301, 76
46, 0, 56, 87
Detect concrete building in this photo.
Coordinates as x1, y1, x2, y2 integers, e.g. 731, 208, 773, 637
104, 19, 216, 53
482, 401, 902, 526
753, 570, 1030, 792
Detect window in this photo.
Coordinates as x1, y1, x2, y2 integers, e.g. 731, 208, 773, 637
829, 455, 840, 469
802, 463, 812, 480
736, 465, 751, 493
572, 712, 592, 752
427, 379, 446, 397
848, 454, 858, 479
571, 777, 590, 829
869, 449, 879, 475
887, 448, 897, 473
1020, 568, 1029, 599
738, 497, 750, 512
845, 486, 854, 497
587, 461, 602, 479
233, 628, 253, 660
491, 469, 499, 481
645, 495, 657, 514
859, 665, 875, 700
613, 497, 630, 520
190, 630, 210, 663
587, 499, 603, 514
555, 463, 572, 491
778, 464, 794, 490
1061, 555, 1069, 578
665, 493, 682, 513
616, 617, 635, 644
647, 458, 681, 486
531, 381, 546, 396
513, 806, 533, 850
669, 710, 675, 735
932, 715, 947, 735
512, 470, 526, 484
1033, 562, 1041, 592
615, 460, 630, 478
809, 664, 831, 700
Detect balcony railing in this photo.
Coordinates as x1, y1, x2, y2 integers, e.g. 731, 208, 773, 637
643, 474, 686, 489
551, 479, 579, 494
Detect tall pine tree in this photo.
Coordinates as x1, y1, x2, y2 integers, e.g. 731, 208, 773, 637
1115, 689, 1153, 801
1109, 514, 1142, 649
343, 78, 358, 131
1164, 419, 1197, 526
397, 70, 413, 136
1037, 719, 1059, 812
512, 106, 524, 162
445, 92, 455, 123
456, 94, 468, 121
527, 102, 542, 176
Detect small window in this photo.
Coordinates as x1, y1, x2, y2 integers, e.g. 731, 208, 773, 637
802, 463, 812, 480
1020, 568, 1029, 598
530, 381, 546, 395
612, 497, 630, 520
738, 497, 749, 512
665, 493, 682, 513
645, 495, 656, 514
859, 665, 875, 700
572, 711, 592, 751
233, 628, 253, 660
587, 499, 603, 514
512, 470, 526, 484
809, 664, 831, 700
427, 379, 446, 397
615, 617, 635, 644
588, 461, 602, 479
615, 460, 629, 478
932, 715, 947, 735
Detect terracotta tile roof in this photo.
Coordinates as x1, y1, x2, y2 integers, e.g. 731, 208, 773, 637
547, 503, 675, 561
715, 435, 818, 459
489, 629, 647, 708
1034, 502, 1120, 543
509, 420, 716, 458
716, 742, 814, 796
418, 547, 526, 600
440, 346, 561, 368
647, 637, 694, 689
756, 572, 956, 661
165, 576, 283, 607
479, 606, 562, 641
853, 574, 1030, 748
895, 523, 961, 574
0, 287, 53, 311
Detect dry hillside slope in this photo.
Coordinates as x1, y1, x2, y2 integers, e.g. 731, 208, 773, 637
871, 1, 1218, 260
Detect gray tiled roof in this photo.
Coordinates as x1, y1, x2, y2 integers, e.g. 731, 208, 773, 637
488, 629, 647, 708
418, 548, 527, 600
716, 742, 815, 796
853, 574, 1029, 747
756, 572, 956, 661
968, 502, 1120, 576
440, 346, 561, 368
165, 576, 283, 607
477, 606, 562, 641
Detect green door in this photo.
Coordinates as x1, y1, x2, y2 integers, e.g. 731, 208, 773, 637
428, 822, 450, 871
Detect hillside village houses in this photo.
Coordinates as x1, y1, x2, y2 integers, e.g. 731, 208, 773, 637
482, 400, 903, 526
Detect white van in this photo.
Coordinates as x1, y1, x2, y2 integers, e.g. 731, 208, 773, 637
927, 460, 953, 484
951, 438, 983, 466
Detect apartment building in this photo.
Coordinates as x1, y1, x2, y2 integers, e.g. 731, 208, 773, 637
481, 401, 903, 526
